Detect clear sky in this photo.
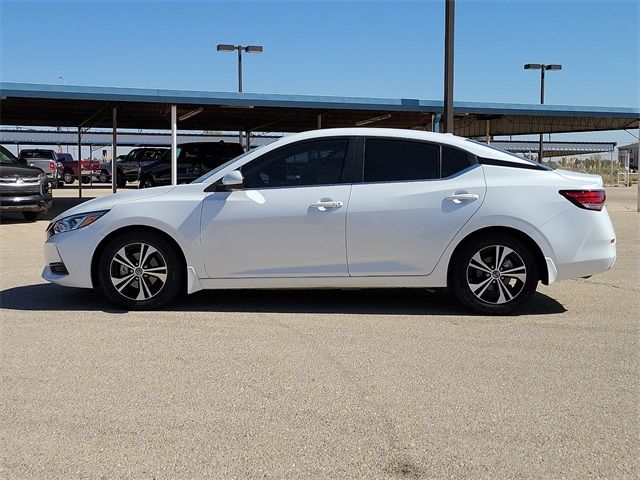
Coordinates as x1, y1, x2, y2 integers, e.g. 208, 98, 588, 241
1, 0, 639, 145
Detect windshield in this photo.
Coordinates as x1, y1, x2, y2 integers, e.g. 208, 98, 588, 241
193, 149, 257, 183
0, 146, 18, 165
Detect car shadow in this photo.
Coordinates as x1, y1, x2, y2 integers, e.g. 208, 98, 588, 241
0, 284, 567, 316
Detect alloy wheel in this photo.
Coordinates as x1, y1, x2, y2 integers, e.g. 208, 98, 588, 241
466, 245, 527, 305
109, 242, 168, 301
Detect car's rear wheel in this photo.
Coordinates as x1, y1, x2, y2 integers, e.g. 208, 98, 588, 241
97, 231, 184, 310
116, 170, 127, 188
450, 233, 538, 315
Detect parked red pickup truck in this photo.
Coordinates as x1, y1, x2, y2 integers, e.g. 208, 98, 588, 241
57, 153, 101, 184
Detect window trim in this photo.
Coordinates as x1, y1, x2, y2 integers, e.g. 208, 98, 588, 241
238, 136, 357, 191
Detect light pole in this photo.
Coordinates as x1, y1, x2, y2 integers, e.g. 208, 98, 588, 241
217, 44, 263, 146
524, 63, 562, 162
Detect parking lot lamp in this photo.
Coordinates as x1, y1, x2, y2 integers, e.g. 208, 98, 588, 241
216, 44, 263, 93
217, 44, 263, 145
524, 63, 562, 162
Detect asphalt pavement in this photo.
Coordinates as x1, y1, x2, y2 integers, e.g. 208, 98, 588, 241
1, 186, 638, 479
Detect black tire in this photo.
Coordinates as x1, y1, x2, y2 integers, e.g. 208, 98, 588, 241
97, 231, 184, 310
138, 176, 156, 189
63, 170, 75, 184
99, 170, 109, 183
450, 233, 539, 315
57, 181, 64, 188
23, 211, 42, 221
116, 170, 127, 188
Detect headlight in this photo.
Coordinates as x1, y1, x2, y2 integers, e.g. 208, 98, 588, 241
50, 210, 109, 236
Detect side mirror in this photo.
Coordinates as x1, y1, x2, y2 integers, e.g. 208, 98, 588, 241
221, 170, 244, 188
204, 170, 244, 192
17, 158, 28, 166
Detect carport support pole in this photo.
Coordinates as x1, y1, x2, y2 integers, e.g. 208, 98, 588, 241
77, 128, 82, 199
443, 0, 455, 133
112, 107, 117, 194
245, 130, 251, 151
171, 105, 177, 186
317, 114, 322, 129
485, 120, 491, 144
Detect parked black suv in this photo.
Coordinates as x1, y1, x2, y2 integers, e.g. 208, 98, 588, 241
115, 147, 168, 188
138, 142, 244, 188
0, 145, 53, 221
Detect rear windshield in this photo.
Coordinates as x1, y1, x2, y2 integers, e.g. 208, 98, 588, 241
465, 139, 542, 165
19, 150, 55, 159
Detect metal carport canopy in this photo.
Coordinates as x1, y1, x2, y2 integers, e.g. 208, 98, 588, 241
0, 82, 638, 136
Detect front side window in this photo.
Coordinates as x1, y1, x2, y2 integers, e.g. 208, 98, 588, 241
242, 138, 349, 189
363, 138, 439, 183
0, 146, 17, 165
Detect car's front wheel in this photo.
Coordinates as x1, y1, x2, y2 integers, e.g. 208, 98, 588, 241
63, 170, 75, 184
99, 170, 109, 183
450, 233, 539, 315
138, 176, 155, 189
97, 231, 184, 310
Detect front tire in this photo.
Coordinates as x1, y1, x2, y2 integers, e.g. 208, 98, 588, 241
63, 170, 75, 184
99, 170, 109, 183
23, 211, 43, 221
97, 231, 184, 310
138, 176, 156, 189
450, 233, 539, 315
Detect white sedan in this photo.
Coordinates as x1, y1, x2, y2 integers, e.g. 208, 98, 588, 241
42, 128, 616, 314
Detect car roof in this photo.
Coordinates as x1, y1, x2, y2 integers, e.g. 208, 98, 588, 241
281, 128, 533, 165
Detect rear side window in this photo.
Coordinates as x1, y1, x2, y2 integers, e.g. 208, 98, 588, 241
364, 139, 439, 183
441, 146, 474, 178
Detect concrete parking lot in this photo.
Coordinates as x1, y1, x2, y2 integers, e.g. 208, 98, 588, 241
1, 186, 638, 479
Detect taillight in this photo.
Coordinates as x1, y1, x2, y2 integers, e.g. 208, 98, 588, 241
559, 190, 606, 211
49, 160, 55, 171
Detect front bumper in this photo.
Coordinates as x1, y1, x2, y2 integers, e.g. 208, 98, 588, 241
0, 195, 52, 212
42, 224, 104, 288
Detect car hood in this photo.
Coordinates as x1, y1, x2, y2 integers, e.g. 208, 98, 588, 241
0, 164, 45, 177
51, 185, 177, 222
553, 169, 603, 187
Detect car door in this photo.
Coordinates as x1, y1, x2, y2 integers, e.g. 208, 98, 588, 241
346, 138, 486, 276
200, 137, 355, 278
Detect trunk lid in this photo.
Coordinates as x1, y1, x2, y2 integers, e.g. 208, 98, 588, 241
553, 169, 603, 187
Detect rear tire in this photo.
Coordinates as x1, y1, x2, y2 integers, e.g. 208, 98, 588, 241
97, 231, 184, 310
116, 171, 127, 188
450, 233, 539, 315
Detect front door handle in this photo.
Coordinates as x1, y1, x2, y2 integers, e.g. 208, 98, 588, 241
446, 193, 479, 204
310, 200, 344, 211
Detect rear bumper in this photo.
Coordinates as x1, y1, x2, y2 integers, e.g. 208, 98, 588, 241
539, 206, 616, 283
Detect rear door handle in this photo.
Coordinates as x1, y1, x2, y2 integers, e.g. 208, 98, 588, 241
446, 193, 479, 204
310, 201, 344, 211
